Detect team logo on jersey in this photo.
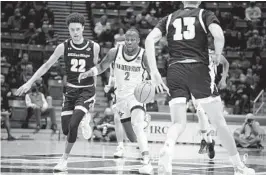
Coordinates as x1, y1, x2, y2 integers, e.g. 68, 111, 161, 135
118, 111, 124, 117
86, 47, 91, 51
68, 47, 72, 50
136, 56, 142, 63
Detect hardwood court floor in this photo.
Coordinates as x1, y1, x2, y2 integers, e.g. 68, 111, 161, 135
1, 131, 266, 175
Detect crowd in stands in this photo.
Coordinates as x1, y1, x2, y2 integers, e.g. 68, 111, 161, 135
90, 1, 266, 115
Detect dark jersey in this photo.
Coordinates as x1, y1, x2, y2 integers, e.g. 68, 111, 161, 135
155, 8, 219, 65
63, 39, 95, 86
1, 83, 10, 111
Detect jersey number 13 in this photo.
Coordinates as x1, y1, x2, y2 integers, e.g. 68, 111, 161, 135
173, 17, 196, 41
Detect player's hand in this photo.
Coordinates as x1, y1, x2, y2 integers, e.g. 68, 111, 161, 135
104, 85, 111, 93
78, 71, 90, 83
15, 82, 32, 96
150, 71, 169, 95
218, 78, 227, 90
211, 54, 221, 66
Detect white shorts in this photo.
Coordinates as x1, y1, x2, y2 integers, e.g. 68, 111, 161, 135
113, 94, 145, 120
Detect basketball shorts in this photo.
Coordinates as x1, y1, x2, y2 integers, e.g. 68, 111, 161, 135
62, 86, 95, 115
167, 62, 219, 102
113, 94, 145, 122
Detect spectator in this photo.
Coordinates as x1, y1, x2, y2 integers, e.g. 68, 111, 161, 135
24, 83, 57, 133
245, 1, 261, 22
23, 8, 40, 29
1, 74, 15, 141
36, 22, 58, 45
220, 12, 234, 30
114, 28, 125, 46
93, 108, 116, 141
94, 15, 111, 39
6, 66, 20, 90
122, 8, 136, 29
7, 8, 25, 31
231, 32, 247, 49
252, 56, 263, 75
146, 9, 159, 27
2, 2, 15, 22
19, 62, 33, 86
247, 30, 264, 52
111, 17, 125, 34
39, 2, 54, 25
234, 113, 264, 149
231, 2, 245, 19
24, 22, 38, 44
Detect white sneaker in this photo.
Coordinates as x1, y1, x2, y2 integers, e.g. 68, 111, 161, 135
80, 113, 92, 140
158, 146, 172, 175
113, 145, 124, 158
53, 158, 67, 172
139, 157, 153, 174
234, 154, 255, 175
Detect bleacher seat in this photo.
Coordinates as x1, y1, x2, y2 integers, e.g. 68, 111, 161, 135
244, 51, 253, 59
12, 43, 27, 50
1, 42, 12, 49
120, 1, 132, 8
226, 51, 239, 58
218, 2, 232, 10
119, 9, 127, 16
28, 44, 45, 51
105, 9, 119, 17
1, 32, 12, 42
235, 20, 248, 28
92, 9, 105, 16
11, 32, 25, 41
205, 2, 217, 10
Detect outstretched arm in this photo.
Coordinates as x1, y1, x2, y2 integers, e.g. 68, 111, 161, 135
78, 48, 117, 82
16, 43, 64, 96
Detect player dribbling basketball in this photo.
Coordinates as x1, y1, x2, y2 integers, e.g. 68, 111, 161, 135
79, 28, 153, 174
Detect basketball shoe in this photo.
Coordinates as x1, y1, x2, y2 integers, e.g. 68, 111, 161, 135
158, 144, 172, 175
80, 113, 92, 140
234, 154, 255, 175
198, 139, 207, 154
139, 156, 153, 174
114, 145, 125, 158
53, 158, 67, 172
206, 140, 215, 159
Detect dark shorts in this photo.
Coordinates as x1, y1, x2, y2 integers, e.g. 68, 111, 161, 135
62, 86, 96, 114
167, 62, 219, 101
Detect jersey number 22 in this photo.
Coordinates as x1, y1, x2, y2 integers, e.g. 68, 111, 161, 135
173, 17, 195, 41
70, 59, 86, 72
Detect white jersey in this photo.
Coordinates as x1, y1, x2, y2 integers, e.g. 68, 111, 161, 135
113, 44, 147, 100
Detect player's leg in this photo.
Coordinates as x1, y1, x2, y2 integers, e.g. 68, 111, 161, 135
113, 106, 126, 158
158, 64, 189, 174
54, 88, 75, 172
2, 113, 15, 140
191, 63, 255, 174
130, 105, 153, 174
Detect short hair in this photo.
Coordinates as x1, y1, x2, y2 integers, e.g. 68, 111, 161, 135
66, 13, 85, 26
126, 27, 140, 37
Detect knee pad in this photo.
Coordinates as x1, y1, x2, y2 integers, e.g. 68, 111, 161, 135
121, 117, 137, 142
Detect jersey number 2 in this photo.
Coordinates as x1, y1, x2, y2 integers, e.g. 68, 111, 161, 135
124, 72, 130, 80
173, 17, 196, 41
70, 59, 86, 72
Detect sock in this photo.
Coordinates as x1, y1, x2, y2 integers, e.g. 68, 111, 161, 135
230, 153, 244, 168
62, 153, 69, 160
118, 142, 124, 148
206, 131, 213, 143
200, 130, 207, 141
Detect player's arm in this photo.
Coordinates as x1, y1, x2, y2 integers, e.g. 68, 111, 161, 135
27, 43, 64, 84
93, 42, 100, 87
145, 15, 167, 72
142, 52, 151, 74
219, 55, 229, 80
78, 48, 117, 81
16, 43, 64, 96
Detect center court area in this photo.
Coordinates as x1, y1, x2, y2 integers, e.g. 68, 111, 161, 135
1, 130, 266, 175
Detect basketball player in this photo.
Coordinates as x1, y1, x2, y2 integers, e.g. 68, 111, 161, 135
79, 28, 153, 174
15, 13, 99, 172
145, 1, 255, 175
196, 50, 229, 158
104, 63, 151, 158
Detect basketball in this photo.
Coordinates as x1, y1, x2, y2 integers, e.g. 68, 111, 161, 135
134, 81, 155, 103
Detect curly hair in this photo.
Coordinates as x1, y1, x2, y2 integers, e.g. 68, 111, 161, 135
66, 13, 85, 26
